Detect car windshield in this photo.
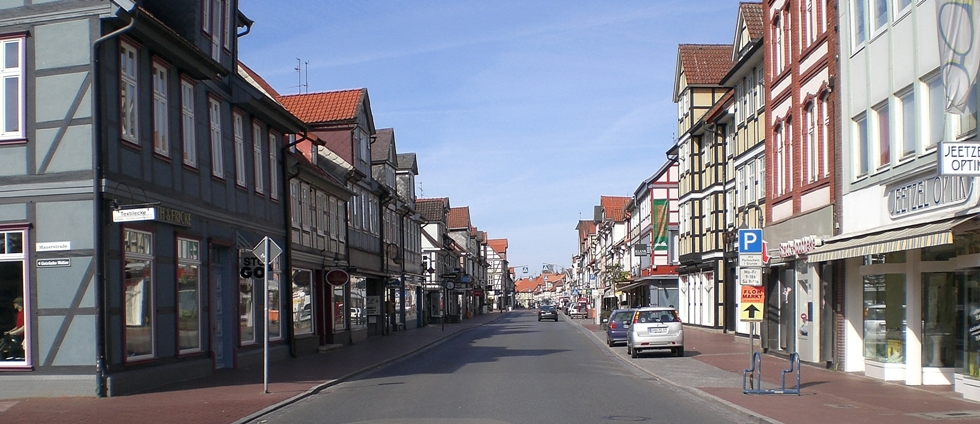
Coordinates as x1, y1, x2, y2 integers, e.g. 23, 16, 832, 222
635, 310, 678, 323
540, 306, 555, 312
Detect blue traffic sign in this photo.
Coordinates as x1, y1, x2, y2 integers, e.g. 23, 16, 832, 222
738, 229, 763, 254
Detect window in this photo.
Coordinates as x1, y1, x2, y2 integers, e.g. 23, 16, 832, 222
747, 72, 756, 115
1, 36, 24, 140
747, 161, 757, 202
805, 0, 816, 45
737, 167, 745, 206
301, 182, 311, 230
872, 0, 888, 31
898, 89, 915, 158
292, 269, 313, 335
926, 75, 945, 148
238, 249, 255, 345
358, 129, 369, 165
785, 120, 793, 192
862, 273, 906, 363
209, 97, 223, 178
209, 0, 223, 61
152, 62, 169, 156
177, 237, 201, 353
290, 180, 300, 228
0, 230, 26, 365
806, 103, 817, 183
332, 284, 346, 332
120, 41, 139, 144
252, 123, 264, 194
269, 133, 279, 200
233, 112, 245, 187
855, 114, 870, 176
757, 156, 766, 198
268, 257, 282, 340
894, 0, 912, 18
775, 123, 786, 195
180, 79, 196, 167
756, 68, 765, 110
821, 97, 830, 177
853, 0, 867, 47
874, 102, 890, 169
222, 0, 232, 51
124, 229, 154, 361
774, 16, 784, 74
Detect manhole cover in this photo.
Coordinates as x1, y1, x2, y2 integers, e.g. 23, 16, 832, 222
912, 410, 980, 420
602, 416, 652, 422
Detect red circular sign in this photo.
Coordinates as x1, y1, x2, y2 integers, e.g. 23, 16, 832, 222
325, 269, 349, 286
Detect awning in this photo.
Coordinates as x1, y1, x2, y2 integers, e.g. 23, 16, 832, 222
617, 281, 647, 292
602, 288, 617, 298
807, 217, 971, 263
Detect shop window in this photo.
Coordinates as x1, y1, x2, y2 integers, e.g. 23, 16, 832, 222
268, 257, 281, 341
960, 270, 980, 378
333, 284, 346, 333
864, 251, 905, 265
177, 237, 201, 353
922, 273, 956, 368
956, 230, 980, 256
124, 229, 155, 360
862, 273, 906, 363
238, 249, 255, 345
292, 269, 313, 336
350, 276, 367, 331
0, 230, 26, 363
922, 244, 956, 262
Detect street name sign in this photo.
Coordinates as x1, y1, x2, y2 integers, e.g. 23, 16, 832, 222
740, 285, 765, 321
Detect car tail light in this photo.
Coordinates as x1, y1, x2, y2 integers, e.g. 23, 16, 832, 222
609, 321, 617, 329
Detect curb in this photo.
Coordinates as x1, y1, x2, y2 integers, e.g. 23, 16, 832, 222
233, 313, 508, 424
568, 318, 782, 424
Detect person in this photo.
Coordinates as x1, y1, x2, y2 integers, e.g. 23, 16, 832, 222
1, 297, 24, 359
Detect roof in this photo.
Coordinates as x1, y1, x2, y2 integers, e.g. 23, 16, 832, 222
278, 88, 366, 125
416, 198, 448, 221
238, 62, 282, 100
488, 239, 508, 255
741, 2, 765, 41
601, 196, 631, 222
678, 44, 733, 85
372, 128, 394, 162
448, 207, 471, 230
396, 153, 418, 173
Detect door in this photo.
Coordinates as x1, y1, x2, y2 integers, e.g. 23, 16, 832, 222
210, 245, 235, 369
779, 267, 796, 352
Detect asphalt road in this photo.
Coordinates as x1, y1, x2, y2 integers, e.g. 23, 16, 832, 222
249, 311, 753, 424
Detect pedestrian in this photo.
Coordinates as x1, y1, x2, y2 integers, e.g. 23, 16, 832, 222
1, 297, 24, 359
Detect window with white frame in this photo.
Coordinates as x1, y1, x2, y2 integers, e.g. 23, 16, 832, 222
735, 83, 743, 124
747, 160, 757, 202
874, 102, 890, 169
290, 180, 300, 228
806, 102, 817, 183
774, 16, 784, 74
292, 268, 313, 335
872, 0, 887, 32
233, 112, 246, 187
124, 228, 154, 361
853, 0, 867, 48
785, 120, 793, 192
775, 123, 785, 195
222, 0, 232, 51
152, 62, 169, 156
821, 96, 830, 177
120, 41, 139, 144
925, 75, 945, 148
805, 0, 816, 46
208, 0, 223, 61
238, 248, 255, 345
358, 129, 369, 165
180, 79, 197, 167
756, 68, 765, 111
269, 133, 279, 200
746, 72, 755, 117
252, 122, 264, 194
855, 114, 869, 177
893, 0, 912, 19
897, 88, 915, 158
1, 36, 25, 141
301, 182, 312, 231
757, 156, 766, 199
0, 230, 26, 366
177, 237, 201, 353
209, 98, 223, 178
737, 166, 745, 206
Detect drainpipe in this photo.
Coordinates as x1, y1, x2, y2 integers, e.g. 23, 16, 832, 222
92, 6, 139, 398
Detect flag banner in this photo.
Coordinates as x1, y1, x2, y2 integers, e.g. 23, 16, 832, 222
937, 0, 980, 114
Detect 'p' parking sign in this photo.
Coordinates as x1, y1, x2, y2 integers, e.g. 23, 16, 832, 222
738, 229, 763, 254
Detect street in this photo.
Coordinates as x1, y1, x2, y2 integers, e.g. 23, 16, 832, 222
248, 311, 751, 424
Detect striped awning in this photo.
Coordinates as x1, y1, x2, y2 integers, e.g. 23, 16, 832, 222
807, 217, 972, 263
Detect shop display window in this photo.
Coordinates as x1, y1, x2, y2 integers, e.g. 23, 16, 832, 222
176, 237, 201, 353
960, 270, 980, 379
238, 249, 255, 345
350, 276, 367, 331
0, 230, 26, 364
291, 269, 313, 335
863, 273, 906, 363
332, 285, 346, 333
922, 272, 956, 368
955, 230, 980, 256
124, 229, 155, 360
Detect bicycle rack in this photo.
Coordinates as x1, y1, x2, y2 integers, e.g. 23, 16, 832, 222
742, 352, 801, 395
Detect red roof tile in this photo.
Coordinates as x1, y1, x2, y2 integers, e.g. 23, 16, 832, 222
448, 207, 471, 230
416, 198, 448, 221
678, 44, 733, 85
278, 89, 365, 125
600, 196, 631, 222
741, 2, 765, 41
488, 239, 508, 255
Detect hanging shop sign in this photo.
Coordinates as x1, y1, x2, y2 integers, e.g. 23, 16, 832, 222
111, 206, 192, 226
325, 269, 349, 286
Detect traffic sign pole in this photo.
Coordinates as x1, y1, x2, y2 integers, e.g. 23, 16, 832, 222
263, 238, 270, 394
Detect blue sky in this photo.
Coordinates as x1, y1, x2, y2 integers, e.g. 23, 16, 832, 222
238, 0, 737, 277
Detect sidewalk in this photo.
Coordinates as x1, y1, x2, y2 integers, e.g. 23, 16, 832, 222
0, 312, 504, 424
571, 318, 980, 424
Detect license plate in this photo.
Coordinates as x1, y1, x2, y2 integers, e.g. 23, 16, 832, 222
648, 327, 667, 334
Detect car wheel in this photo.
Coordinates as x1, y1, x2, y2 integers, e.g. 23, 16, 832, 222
630, 346, 638, 358
538, 317, 541, 321
554, 317, 558, 322
606, 337, 613, 347
676, 347, 684, 357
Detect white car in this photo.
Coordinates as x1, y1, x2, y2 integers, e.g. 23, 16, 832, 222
626, 307, 684, 358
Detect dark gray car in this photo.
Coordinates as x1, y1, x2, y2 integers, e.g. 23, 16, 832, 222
605, 308, 635, 346
538, 305, 558, 321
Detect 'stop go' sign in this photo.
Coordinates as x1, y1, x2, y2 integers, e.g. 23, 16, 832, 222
738, 229, 763, 254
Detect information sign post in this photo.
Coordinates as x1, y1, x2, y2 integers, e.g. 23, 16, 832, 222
253, 237, 282, 394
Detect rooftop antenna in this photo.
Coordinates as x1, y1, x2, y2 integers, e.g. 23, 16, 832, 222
294, 58, 309, 94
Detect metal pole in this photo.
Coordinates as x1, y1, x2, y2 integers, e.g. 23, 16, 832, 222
441, 286, 446, 332
263, 237, 270, 394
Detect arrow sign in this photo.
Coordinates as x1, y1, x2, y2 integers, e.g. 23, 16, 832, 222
743, 304, 761, 319
739, 285, 765, 322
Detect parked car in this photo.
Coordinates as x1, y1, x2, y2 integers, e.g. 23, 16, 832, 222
604, 308, 635, 346
570, 304, 589, 319
627, 307, 684, 358
538, 305, 558, 321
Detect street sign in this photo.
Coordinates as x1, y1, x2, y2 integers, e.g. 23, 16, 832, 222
740, 285, 765, 321
738, 267, 763, 286
252, 237, 282, 265
738, 254, 763, 268
738, 229, 763, 254
439, 272, 458, 280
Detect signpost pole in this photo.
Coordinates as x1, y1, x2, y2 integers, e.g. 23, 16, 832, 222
263, 237, 270, 394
